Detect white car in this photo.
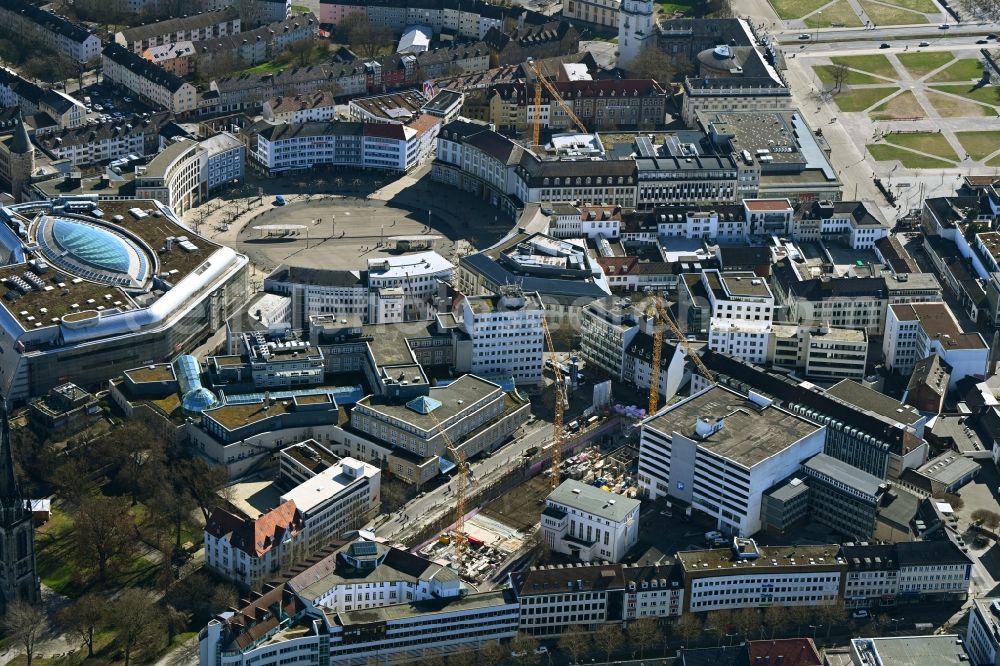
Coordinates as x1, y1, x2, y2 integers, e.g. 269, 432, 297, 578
535, 647, 549, 655
852, 609, 870, 620
798, 33, 811, 39
939, 23, 950, 28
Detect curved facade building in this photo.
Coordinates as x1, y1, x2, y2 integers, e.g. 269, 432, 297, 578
0, 197, 249, 401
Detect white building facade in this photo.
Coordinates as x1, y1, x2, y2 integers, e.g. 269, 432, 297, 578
883, 302, 988, 388
460, 288, 544, 385
540, 480, 640, 563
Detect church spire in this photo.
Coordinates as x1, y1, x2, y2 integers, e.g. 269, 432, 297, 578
0, 398, 23, 505
10, 116, 31, 156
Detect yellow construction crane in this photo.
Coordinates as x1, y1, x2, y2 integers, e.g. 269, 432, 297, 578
542, 316, 566, 488
646, 296, 714, 414
531, 61, 588, 148
429, 411, 477, 578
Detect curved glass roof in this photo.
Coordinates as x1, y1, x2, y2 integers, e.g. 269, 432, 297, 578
35, 216, 151, 287
182, 387, 219, 414
52, 219, 132, 273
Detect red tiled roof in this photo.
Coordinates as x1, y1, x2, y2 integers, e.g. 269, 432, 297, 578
406, 114, 441, 137
206, 502, 302, 558
746, 639, 822, 666
597, 256, 637, 274
744, 198, 792, 211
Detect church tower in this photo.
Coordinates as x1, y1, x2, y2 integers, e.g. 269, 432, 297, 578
617, 0, 654, 70
7, 117, 34, 203
0, 401, 40, 612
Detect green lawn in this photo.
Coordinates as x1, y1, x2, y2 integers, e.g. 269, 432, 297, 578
955, 131, 1000, 160
291, 4, 311, 12
657, 0, 696, 14
868, 143, 956, 167
859, 0, 930, 23
928, 58, 986, 82
833, 86, 898, 111
884, 131, 958, 160
804, 0, 864, 26
830, 54, 897, 78
987, 153, 1000, 167
770, 0, 833, 19
815, 64, 886, 85
238, 61, 287, 76
876, 0, 937, 12
897, 51, 954, 78
930, 84, 1000, 106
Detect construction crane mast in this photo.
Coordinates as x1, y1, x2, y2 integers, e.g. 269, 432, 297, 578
429, 412, 476, 578
542, 317, 566, 488
531, 61, 588, 147
646, 296, 715, 414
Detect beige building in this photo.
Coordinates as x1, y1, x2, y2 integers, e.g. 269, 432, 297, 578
102, 43, 198, 114
768, 322, 868, 383
561, 0, 619, 28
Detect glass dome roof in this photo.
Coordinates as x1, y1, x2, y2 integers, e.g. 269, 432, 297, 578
52, 219, 132, 273
182, 387, 219, 414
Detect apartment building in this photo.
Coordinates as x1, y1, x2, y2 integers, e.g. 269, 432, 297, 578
840, 540, 971, 609
547, 204, 622, 240
0, 0, 100, 63
677, 270, 774, 364
510, 561, 683, 637
319, 0, 549, 40
541, 480, 640, 563
622, 205, 748, 243
0, 68, 85, 130
561, 0, 619, 27
638, 384, 825, 536
205, 63, 368, 115
262, 92, 337, 124
192, 14, 317, 73
884, 302, 988, 388
459, 286, 545, 385
483, 20, 579, 66
204, 501, 303, 589
115, 8, 240, 53
486, 79, 668, 133
101, 44, 198, 114
768, 323, 869, 383
34, 114, 169, 167
678, 539, 846, 613
796, 200, 891, 249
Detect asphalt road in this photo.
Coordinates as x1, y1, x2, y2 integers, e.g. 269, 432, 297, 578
775, 22, 1000, 42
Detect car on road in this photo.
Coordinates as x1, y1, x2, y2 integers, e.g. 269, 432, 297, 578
852, 609, 870, 620
880, 42, 890, 48
798, 33, 811, 39
93, 104, 103, 111
511, 651, 527, 659
978, 39, 989, 44
989, 33, 998, 39
534, 647, 548, 655
273, 195, 286, 206
939, 23, 950, 28
918, 40, 930, 46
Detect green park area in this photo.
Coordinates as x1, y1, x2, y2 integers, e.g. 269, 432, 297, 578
926, 90, 997, 117
930, 84, 1000, 106
928, 58, 986, 82
869, 90, 927, 120
897, 51, 954, 78
867, 144, 955, 167
859, 0, 930, 23
769, 0, 832, 19
815, 64, 885, 85
884, 132, 958, 161
804, 1, 865, 27
830, 54, 897, 78
955, 131, 1000, 161
833, 86, 898, 112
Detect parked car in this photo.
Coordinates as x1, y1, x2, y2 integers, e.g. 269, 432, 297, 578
273, 195, 286, 206
798, 33, 811, 39
852, 609, 870, 620
977, 39, 989, 44
918, 41, 930, 46
880, 42, 891, 48
534, 647, 548, 655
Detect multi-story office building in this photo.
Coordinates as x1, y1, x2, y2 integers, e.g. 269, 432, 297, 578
768, 323, 869, 383
486, 79, 668, 133
796, 200, 891, 249
622, 205, 748, 243
101, 44, 198, 114
135, 134, 246, 214
883, 301, 988, 387
802, 453, 885, 539
696, 352, 928, 480
638, 384, 825, 536
850, 635, 971, 665
540, 480, 640, 563
0, 199, 249, 401
460, 287, 544, 385
509, 561, 683, 637
114, 8, 240, 53
678, 270, 774, 364
0, 0, 100, 63
634, 133, 745, 208
678, 539, 846, 612
547, 204, 622, 240
253, 118, 439, 174
967, 598, 1000, 666
579, 299, 640, 380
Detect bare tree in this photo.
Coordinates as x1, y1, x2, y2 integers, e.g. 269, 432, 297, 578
763, 605, 789, 639
74, 495, 137, 583
630, 617, 660, 658
595, 623, 624, 663
336, 14, 392, 59
479, 640, 507, 666
732, 607, 761, 639
972, 508, 991, 525
447, 646, 475, 666
233, 0, 263, 27
985, 511, 1000, 532
558, 624, 591, 662
831, 63, 850, 93
111, 589, 163, 666
55, 594, 104, 658
673, 613, 702, 647
627, 45, 677, 84
510, 632, 539, 666
4, 602, 47, 666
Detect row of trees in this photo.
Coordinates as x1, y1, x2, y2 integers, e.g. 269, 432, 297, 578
14, 417, 228, 586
